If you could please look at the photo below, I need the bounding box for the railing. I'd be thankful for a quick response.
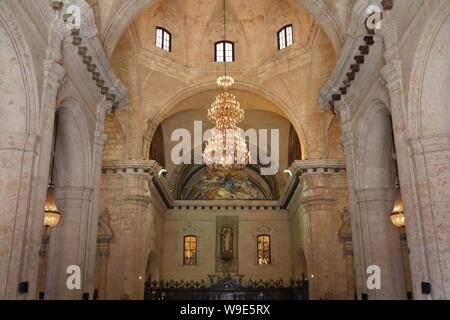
[144,278,309,300]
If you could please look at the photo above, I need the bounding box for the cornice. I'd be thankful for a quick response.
[102,160,161,175]
[289,159,347,176]
[50,0,128,110]
[318,0,394,112]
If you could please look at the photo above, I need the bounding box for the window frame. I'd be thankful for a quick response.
[214,40,235,62]
[156,26,172,52]
[183,235,198,266]
[277,24,294,50]
[257,234,272,265]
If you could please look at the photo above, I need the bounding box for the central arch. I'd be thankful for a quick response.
[142,82,308,161]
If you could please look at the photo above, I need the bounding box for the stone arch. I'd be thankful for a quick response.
[355,100,396,190]
[408,2,450,138]
[0,2,39,135]
[54,98,92,188]
[0,2,40,299]
[45,98,93,299]
[103,0,344,60]
[142,82,307,160]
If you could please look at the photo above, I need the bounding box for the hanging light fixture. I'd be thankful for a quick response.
[390,171,405,228]
[203,0,249,167]
[390,187,405,228]
[44,116,61,228]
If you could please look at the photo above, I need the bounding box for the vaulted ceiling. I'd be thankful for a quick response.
[102,0,342,163]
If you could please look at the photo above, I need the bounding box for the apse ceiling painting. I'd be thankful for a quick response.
[196,167,264,200]
[173,165,278,201]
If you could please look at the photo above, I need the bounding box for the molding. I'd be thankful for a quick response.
[289,159,347,176]
[0,133,40,153]
[55,185,94,201]
[408,134,450,156]
[318,0,394,112]
[355,187,395,203]
[47,0,128,108]
[102,160,161,176]
[300,195,335,207]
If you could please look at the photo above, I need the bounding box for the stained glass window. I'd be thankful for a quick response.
[183,235,197,265]
[257,235,271,265]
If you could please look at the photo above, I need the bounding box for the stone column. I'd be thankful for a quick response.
[400,231,413,298]
[340,220,356,300]
[336,100,367,299]
[356,187,406,299]
[36,230,50,299]
[45,186,93,299]
[381,47,449,299]
[0,133,40,299]
[82,100,111,299]
[0,29,65,299]
[408,136,450,299]
[95,238,111,300]
[291,160,350,300]
[101,161,160,300]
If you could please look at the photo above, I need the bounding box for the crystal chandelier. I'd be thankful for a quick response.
[202,1,249,167]
[390,188,405,228]
[44,184,61,227]
[44,116,61,228]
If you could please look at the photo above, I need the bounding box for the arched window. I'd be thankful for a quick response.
[257,235,271,265]
[183,235,197,265]
[156,27,171,52]
[215,41,234,62]
[278,25,293,50]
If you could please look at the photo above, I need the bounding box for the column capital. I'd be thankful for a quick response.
[97,99,114,115]
[94,130,108,148]
[43,58,66,91]
[381,58,403,92]
[94,100,113,148]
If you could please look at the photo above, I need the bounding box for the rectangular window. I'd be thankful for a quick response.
[215,41,234,62]
[279,29,286,50]
[156,27,171,52]
[278,25,294,50]
[286,26,293,46]
[257,235,271,265]
[183,235,197,265]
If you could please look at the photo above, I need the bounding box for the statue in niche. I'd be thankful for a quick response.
[221,226,233,260]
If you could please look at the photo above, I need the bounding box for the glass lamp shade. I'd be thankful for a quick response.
[390,189,405,228]
[44,185,61,227]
